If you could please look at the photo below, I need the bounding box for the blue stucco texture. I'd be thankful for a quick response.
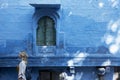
[0,0,120,79]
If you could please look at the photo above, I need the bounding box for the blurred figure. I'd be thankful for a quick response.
[18,51,28,80]
[59,72,67,80]
[59,72,74,80]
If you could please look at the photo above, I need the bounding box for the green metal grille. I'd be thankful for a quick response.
[36,16,56,46]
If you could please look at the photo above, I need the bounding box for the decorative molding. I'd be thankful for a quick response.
[0,56,120,67]
[66,46,110,54]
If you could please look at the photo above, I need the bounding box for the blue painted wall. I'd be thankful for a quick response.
[0,67,114,80]
[0,0,120,80]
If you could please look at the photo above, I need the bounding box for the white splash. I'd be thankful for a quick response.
[98,2,104,8]
[103,19,120,54]
[107,20,120,32]
[102,59,111,66]
[105,35,114,45]
[68,11,72,16]
[68,60,74,67]
[111,22,118,32]
[67,52,88,67]
[109,44,119,54]
[73,52,88,63]
[42,46,47,48]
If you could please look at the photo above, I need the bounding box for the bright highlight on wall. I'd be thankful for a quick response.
[103,19,120,54]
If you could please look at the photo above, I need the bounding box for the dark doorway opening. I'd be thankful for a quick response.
[38,70,60,80]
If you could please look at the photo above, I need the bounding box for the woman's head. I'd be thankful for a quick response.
[19,51,28,61]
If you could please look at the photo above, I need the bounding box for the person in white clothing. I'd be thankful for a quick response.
[59,72,74,80]
[18,51,28,80]
[59,72,67,80]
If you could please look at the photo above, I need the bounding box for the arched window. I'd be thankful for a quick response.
[36,16,56,46]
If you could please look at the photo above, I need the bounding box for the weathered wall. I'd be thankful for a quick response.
[61,0,120,54]
[0,0,34,56]
[0,67,114,80]
[0,0,120,56]
[0,0,120,80]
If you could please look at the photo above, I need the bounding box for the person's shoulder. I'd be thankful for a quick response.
[19,61,26,65]
[22,60,26,64]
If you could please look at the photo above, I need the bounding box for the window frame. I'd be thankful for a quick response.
[36,16,56,46]
[32,9,59,55]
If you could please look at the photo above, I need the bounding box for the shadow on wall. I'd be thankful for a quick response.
[96,45,110,54]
